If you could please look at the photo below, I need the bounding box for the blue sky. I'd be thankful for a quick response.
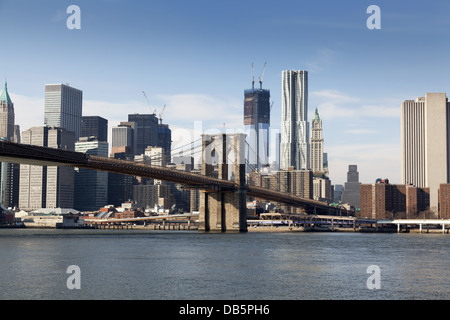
[1,0,450,185]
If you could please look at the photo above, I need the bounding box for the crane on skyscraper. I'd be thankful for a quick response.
[142,91,156,114]
[252,63,255,90]
[259,62,266,89]
[159,105,166,124]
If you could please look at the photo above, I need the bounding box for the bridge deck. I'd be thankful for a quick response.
[0,141,350,213]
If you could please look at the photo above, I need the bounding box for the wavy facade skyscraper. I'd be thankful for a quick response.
[280,70,309,171]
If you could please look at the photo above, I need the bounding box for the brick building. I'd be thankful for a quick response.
[360,180,429,219]
[439,184,450,219]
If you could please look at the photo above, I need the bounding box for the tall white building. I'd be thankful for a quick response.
[280,70,309,171]
[310,107,324,173]
[19,127,75,210]
[44,84,83,140]
[401,93,450,214]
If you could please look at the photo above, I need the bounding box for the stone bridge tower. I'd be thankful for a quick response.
[199,133,247,232]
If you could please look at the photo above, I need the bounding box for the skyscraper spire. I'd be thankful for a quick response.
[313,107,320,122]
[0,80,13,105]
[310,106,323,173]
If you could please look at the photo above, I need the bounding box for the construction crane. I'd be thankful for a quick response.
[159,105,166,124]
[259,62,266,89]
[252,62,255,90]
[142,91,156,114]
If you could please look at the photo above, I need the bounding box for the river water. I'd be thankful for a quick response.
[1,228,449,300]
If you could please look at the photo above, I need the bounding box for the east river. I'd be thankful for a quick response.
[1,228,449,300]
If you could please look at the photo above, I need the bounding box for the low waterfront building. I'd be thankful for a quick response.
[0,205,14,225]
[20,208,85,228]
[114,210,145,220]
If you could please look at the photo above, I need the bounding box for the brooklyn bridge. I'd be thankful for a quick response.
[0,133,353,232]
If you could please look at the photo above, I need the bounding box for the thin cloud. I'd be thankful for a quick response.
[306,48,336,73]
[311,89,399,120]
[311,89,360,104]
[360,105,399,118]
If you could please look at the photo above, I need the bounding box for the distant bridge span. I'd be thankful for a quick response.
[0,140,351,217]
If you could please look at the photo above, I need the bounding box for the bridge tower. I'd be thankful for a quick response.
[199,133,247,232]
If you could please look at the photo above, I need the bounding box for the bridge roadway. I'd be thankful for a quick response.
[0,141,348,214]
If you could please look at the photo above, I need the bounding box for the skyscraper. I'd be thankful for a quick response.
[109,124,136,207]
[0,81,19,208]
[310,107,324,173]
[401,93,450,214]
[81,116,108,142]
[158,123,172,163]
[280,70,309,171]
[112,123,135,155]
[107,151,135,207]
[44,84,83,140]
[244,75,271,170]
[0,81,15,140]
[19,127,75,210]
[341,165,361,209]
[74,137,108,211]
[128,113,159,155]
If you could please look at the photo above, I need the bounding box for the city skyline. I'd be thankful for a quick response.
[2,0,450,185]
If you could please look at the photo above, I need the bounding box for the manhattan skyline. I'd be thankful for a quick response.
[1,0,450,185]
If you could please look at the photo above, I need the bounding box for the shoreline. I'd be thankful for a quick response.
[3,223,450,234]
